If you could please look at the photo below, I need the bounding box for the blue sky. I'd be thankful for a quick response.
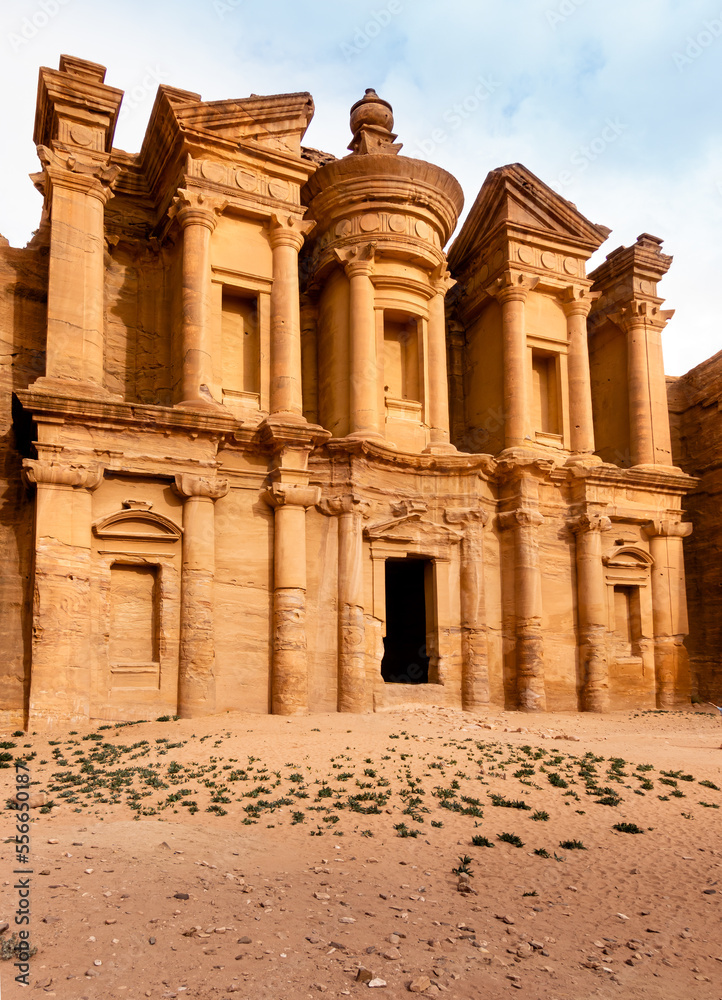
[1,0,720,374]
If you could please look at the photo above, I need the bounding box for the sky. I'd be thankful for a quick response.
[1,0,720,375]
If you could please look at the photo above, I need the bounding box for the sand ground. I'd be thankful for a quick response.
[1,705,721,1000]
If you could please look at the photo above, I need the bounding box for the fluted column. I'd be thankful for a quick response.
[424,266,456,454]
[336,244,382,440]
[562,288,597,455]
[445,508,490,709]
[23,459,104,724]
[320,494,370,712]
[173,474,229,717]
[617,303,674,466]
[643,519,693,707]
[34,147,119,397]
[571,513,611,711]
[488,272,538,450]
[169,190,228,409]
[268,214,314,420]
[498,507,546,711]
[263,484,320,714]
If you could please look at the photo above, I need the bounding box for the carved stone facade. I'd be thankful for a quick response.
[0,59,699,725]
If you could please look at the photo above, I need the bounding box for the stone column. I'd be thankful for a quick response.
[170,189,228,409]
[264,484,320,715]
[34,147,120,397]
[445,508,490,710]
[336,244,382,440]
[562,289,597,455]
[321,494,370,712]
[488,273,537,450]
[173,474,229,718]
[571,513,611,712]
[424,266,456,453]
[268,214,315,420]
[300,295,319,425]
[498,507,546,711]
[618,304,674,466]
[23,459,103,725]
[643,519,693,707]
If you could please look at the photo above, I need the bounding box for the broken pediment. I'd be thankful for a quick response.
[448,163,611,271]
[173,92,314,156]
[93,501,182,542]
[364,513,462,547]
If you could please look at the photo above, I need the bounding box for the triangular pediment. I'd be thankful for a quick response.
[364,514,462,546]
[448,163,611,271]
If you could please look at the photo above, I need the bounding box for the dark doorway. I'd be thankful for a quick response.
[381,559,430,684]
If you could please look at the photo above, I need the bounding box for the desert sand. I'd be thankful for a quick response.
[2,706,721,1000]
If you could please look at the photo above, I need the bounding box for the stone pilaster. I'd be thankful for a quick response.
[300,295,319,425]
[268,214,315,421]
[498,505,546,711]
[445,508,490,710]
[487,272,539,451]
[173,473,229,717]
[335,243,382,440]
[170,189,228,409]
[643,518,693,707]
[562,287,598,456]
[263,483,320,715]
[614,303,674,467]
[424,265,456,454]
[319,494,370,713]
[570,512,612,712]
[23,459,104,725]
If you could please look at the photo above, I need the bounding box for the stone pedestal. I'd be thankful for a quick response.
[571,512,611,711]
[264,484,320,714]
[170,189,228,409]
[445,508,490,709]
[643,518,693,707]
[173,474,229,717]
[498,506,546,711]
[23,459,103,725]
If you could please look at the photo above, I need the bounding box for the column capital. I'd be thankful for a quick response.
[560,285,600,319]
[569,513,612,535]
[486,270,539,304]
[173,473,229,501]
[22,458,104,490]
[445,507,490,528]
[334,242,376,279]
[317,493,371,517]
[269,213,315,251]
[611,300,675,333]
[430,263,456,295]
[643,518,693,539]
[36,144,120,205]
[170,188,228,231]
[263,484,321,509]
[497,507,545,531]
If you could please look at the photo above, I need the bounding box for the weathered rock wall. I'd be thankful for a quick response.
[0,233,48,726]
[669,357,722,703]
